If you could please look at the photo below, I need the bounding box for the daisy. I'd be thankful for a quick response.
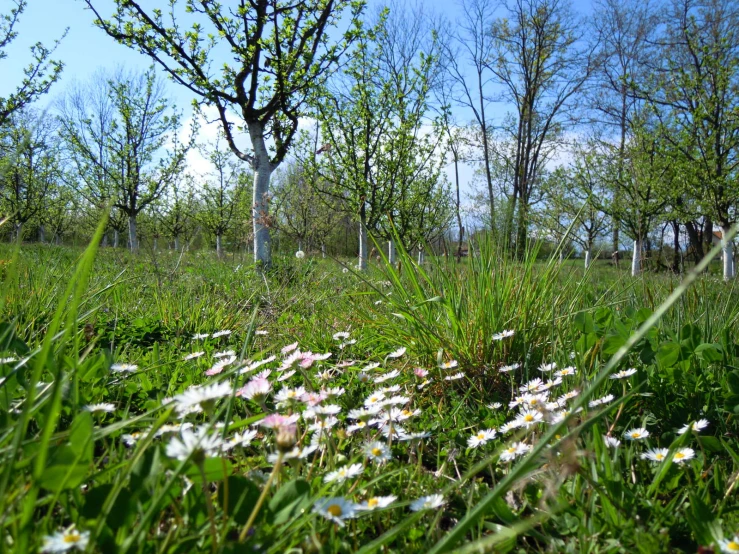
[554,366,576,377]
[257,413,300,429]
[358,495,396,511]
[468,428,497,448]
[173,382,232,415]
[610,368,638,380]
[589,394,615,408]
[410,494,445,512]
[487,402,503,410]
[339,340,357,349]
[212,330,232,338]
[375,370,400,383]
[492,329,515,341]
[444,372,464,381]
[499,363,520,373]
[83,403,115,413]
[121,432,144,446]
[414,368,429,378]
[223,430,258,450]
[364,392,386,408]
[537,377,563,392]
[165,427,224,461]
[110,362,138,372]
[324,386,346,398]
[604,436,621,448]
[255,330,268,336]
[206,355,237,376]
[281,341,299,355]
[624,427,650,440]
[440,360,458,369]
[364,441,392,463]
[42,526,90,553]
[277,370,296,381]
[364,362,381,371]
[333,331,350,340]
[672,448,695,464]
[274,386,307,407]
[514,410,544,429]
[678,419,709,435]
[641,448,669,462]
[183,351,205,361]
[387,347,406,358]
[192,333,210,340]
[538,362,557,373]
[238,377,272,401]
[324,463,364,484]
[313,497,358,526]
[719,536,739,553]
[519,378,543,393]
[214,350,236,358]
[500,442,530,462]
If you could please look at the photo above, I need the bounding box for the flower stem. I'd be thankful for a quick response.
[239,453,283,542]
[198,462,219,554]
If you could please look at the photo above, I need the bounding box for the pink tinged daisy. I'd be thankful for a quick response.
[257,413,300,429]
[440,360,458,369]
[610,368,638,380]
[364,441,392,463]
[212,329,232,338]
[538,362,557,373]
[375,369,400,383]
[641,448,669,462]
[313,497,358,526]
[338,360,356,368]
[277,370,296,381]
[514,410,544,429]
[42,526,90,553]
[387,347,406,358]
[300,391,328,406]
[414,367,429,378]
[165,427,225,461]
[237,377,272,401]
[183,351,205,361]
[444,372,464,381]
[110,362,138,373]
[672,448,695,464]
[499,363,520,373]
[719,536,739,553]
[206,355,237,376]
[324,463,364,484]
[281,341,299,355]
[624,427,650,440]
[468,428,497,448]
[678,419,709,435]
[358,495,396,511]
[604,436,621,448]
[409,494,445,512]
[83,403,115,413]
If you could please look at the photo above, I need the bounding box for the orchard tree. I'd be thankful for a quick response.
[156,172,197,251]
[0,1,65,128]
[84,0,365,269]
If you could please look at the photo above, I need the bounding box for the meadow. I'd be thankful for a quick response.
[1,234,739,554]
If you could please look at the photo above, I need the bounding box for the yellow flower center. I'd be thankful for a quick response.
[63,532,81,544]
[524,414,534,422]
[367,498,379,508]
[327,504,343,517]
[655,454,665,460]
[726,541,739,551]
[674,452,685,459]
[402,410,412,416]
[631,432,640,438]
[357,421,366,428]
[372,447,382,456]
[530,399,538,405]
[477,433,485,440]
[506,447,516,454]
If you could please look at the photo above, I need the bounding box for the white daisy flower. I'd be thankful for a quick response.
[538,362,557,372]
[487,402,503,410]
[313,497,358,526]
[492,329,515,341]
[499,363,520,373]
[719,536,739,553]
[387,347,406,358]
[357,495,396,511]
[440,360,458,369]
[83,403,115,413]
[277,370,296,381]
[364,441,392,463]
[672,448,695,464]
[172,381,232,415]
[274,386,306,407]
[333,331,350,340]
[610,368,638,380]
[468,429,497,448]
[604,436,621,448]
[624,427,650,440]
[42,526,90,552]
[641,448,669,462]
[165,427,224,461]
[183,351,205,361]
[374,370,400,383]
[514,410,543,429]
[554,366,576,377]
[212,330,232,338]
[192,333,210,340]
[281,341,299,355]
[223,430,258,450]
[588,394,615,408]
[121,432,144,446]
[110,362,138,372]
[519,378,543,393]
[678,419,709,435]
[237,378,272,401]
[214,350,236,358]
[500,442,530,462]
[444,372,464,381]
[324,463,364,484]
[409,494,445,512]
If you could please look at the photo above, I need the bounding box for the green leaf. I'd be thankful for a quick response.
[218,476,260,524]
[69,411,94,461]
[574,312,595,334]
[36,445,89,492]
[184,457,232,482]
[694,343,723,363]
[656,342,681,368]
[267,478,310,525]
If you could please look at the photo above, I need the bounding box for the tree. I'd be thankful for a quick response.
[197,137,248,258]
[310,4,448,270]
[156,172,197,251]
[0,1,65,128]
[59,67,192,251]
[0,110,62,240]
[84,0,365,269]
[489,0,594,253]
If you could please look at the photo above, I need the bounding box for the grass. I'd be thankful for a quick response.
[0,238,738,553]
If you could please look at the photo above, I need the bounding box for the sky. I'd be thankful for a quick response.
[1,0,596,215]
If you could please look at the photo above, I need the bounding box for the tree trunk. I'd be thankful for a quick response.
[174,235,180,251]
[685,221,703,265]
[358,209,368,272]
[153,238,158,251]
[38,225,46,243]
[113,229,120,248]
[321,243,326,259]
[584,249,591,270]
[631,238,642,277]
[671,221,681,274]
[249,123,274,270]
[216,234,223,259]
[721,224,734,281]
[14,222,22,242]
[388,240,396,265]
[417,247,424,265]
[128,215,138,252]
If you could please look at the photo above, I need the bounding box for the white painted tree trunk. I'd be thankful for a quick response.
[249,123,273,269]
[55,234,61,245]
[631,239,642,276]
[417,248,424,264]
[14,222,22,242]
[153,238,158,251]
[101,233,108,247]
[559,250,564,264]
[321,243,326,258]
[128,215,138,252]
[174,236,180,251]
[358,217,368,272]
[721,225,734,281]
[38,225,46,243]
[388,240,396,265]
[216,234,223,259]
[113,229,120,248]
[584,249,591,270]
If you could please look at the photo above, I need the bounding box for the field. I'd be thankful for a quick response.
[2,237,739,554]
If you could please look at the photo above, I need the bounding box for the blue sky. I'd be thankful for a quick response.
[2,0,595,214]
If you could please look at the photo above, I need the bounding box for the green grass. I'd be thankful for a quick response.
[0,240,738,553]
